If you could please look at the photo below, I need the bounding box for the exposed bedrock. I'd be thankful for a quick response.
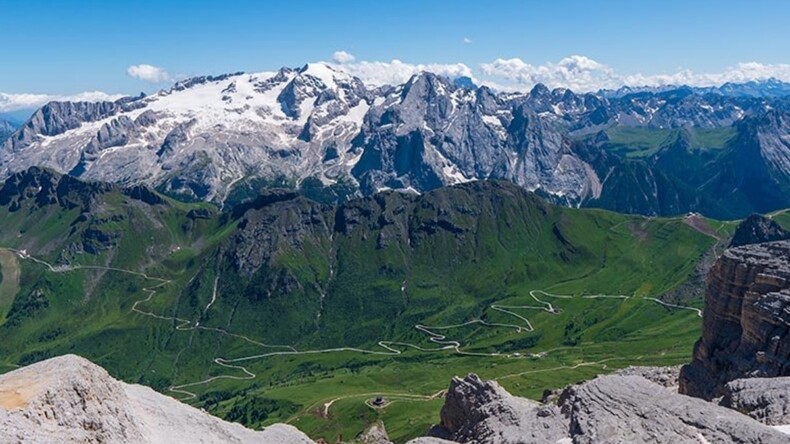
[679,240,790,400]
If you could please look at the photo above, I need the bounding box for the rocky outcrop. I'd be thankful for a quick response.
[729,214,790,247]
[356,422,394,444]
[0,354,315,444]
[611,364,681,388]
[721,377,790,425]
[679,240,790,399]
[417,373,788,444]
[435,374,567,443]
[565,375,786,444]
[0,167,114,211]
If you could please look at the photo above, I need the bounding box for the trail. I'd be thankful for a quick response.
[10,248,704,400]
[683,213,727,254]
[316,389,447,418]
[644,297,703,317]
[495,356,636,380]
[767,208,789,220]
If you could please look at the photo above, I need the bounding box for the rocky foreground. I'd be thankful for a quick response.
[0,354,314,444]
[400,370,790,444]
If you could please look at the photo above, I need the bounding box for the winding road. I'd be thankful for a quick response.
[8,248,703,403]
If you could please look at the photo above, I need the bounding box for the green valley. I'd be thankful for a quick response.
[0,167,763,442]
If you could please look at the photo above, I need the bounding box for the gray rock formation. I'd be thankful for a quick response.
[611,364,681,388]
[415,373,789,444]
[0,354,315,444]
[565,375,787,444]
[435,374,567,443]
[356,422,394,444]
[680,240,790,399]
[721,377,790,425]
[729,214,790,248]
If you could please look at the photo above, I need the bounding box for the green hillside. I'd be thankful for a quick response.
[0,169,730,442]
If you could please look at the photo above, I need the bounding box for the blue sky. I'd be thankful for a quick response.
[1,0,789,101]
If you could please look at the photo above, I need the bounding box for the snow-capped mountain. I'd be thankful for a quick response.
[3,64,379,202]
[1,63,605,205]
[3,63,790,217]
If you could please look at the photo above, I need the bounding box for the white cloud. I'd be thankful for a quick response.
[0,91,125,113]
[480,56,790,92]
[329,54,790,92]
[332,51,356,64]
[622,62,790,88]
[127,64,170,83]
[463,37,472,44]
[481,55,619,91]
[330,59,475,86]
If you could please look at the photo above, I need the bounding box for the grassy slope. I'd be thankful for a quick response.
[195,197,716,442]
[0,181,722,443]
[602,126,736,158]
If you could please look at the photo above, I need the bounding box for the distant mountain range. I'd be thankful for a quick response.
[2,66,790,218]
[600,77,790,98]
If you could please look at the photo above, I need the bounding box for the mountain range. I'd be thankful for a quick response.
[3,65,790,219]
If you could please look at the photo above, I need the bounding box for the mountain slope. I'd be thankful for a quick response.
[579,112,790,219]
[0,119,15,144]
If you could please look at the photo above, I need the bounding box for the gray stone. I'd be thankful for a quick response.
[0,354,315,444]
[722,377,790,425]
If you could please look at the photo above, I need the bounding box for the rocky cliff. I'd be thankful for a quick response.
[0,354,315,444]
[679,240,790,399]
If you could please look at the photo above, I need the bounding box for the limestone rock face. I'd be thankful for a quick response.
[679,240,790,399]
[436,374,567,444]
[565,375,786,444]
[416,373,788,444]
[721,377,790,425]
[611,365,681,388]
[0,354,315,444]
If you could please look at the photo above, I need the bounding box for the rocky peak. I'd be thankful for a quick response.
[0,167,114,211]
[730,214,790,247]
[528,83,551,99]
[5,101,120,153]
[169,72,244,92]
[679,240,790,399]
